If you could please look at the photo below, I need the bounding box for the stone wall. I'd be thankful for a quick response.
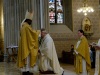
[50,0,100,57]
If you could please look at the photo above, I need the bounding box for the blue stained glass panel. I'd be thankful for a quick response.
[49,0,63,24]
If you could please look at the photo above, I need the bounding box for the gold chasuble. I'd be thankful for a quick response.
[74,36,91,74]
[17,22,39,68]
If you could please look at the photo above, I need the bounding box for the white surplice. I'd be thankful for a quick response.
[20,55,34,72]
[94,39,100,75]
[38,34,63,75]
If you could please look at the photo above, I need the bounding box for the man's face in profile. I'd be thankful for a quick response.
[41,31,45,38]
[78,31,83,37]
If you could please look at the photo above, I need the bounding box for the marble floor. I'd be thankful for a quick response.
[0,62,95,75]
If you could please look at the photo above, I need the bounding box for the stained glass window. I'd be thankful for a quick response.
[49,0,63,24]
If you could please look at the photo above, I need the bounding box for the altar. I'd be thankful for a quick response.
[6,45,18,62]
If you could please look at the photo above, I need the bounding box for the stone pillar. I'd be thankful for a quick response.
[32,0,41,29]
[31,0,50,31]
[43,0,50,32]
[39,0,50,32]
[0,0,4,54]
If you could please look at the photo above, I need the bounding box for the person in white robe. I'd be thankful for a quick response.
[38,28,64,75]
[92,39,100,75]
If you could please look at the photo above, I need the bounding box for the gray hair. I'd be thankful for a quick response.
[41,28,48,33]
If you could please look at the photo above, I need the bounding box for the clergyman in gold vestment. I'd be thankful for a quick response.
[74,30,91,75]
[17,11,39,75]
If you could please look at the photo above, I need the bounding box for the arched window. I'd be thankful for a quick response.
[49,0,64,24]
[49,0,73,30]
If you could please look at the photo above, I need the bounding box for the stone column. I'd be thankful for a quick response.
[32,0,41,29]
[0,0,4,54]
[43,0,50,32]
[39,0,50,32]
[31,0,50,31]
